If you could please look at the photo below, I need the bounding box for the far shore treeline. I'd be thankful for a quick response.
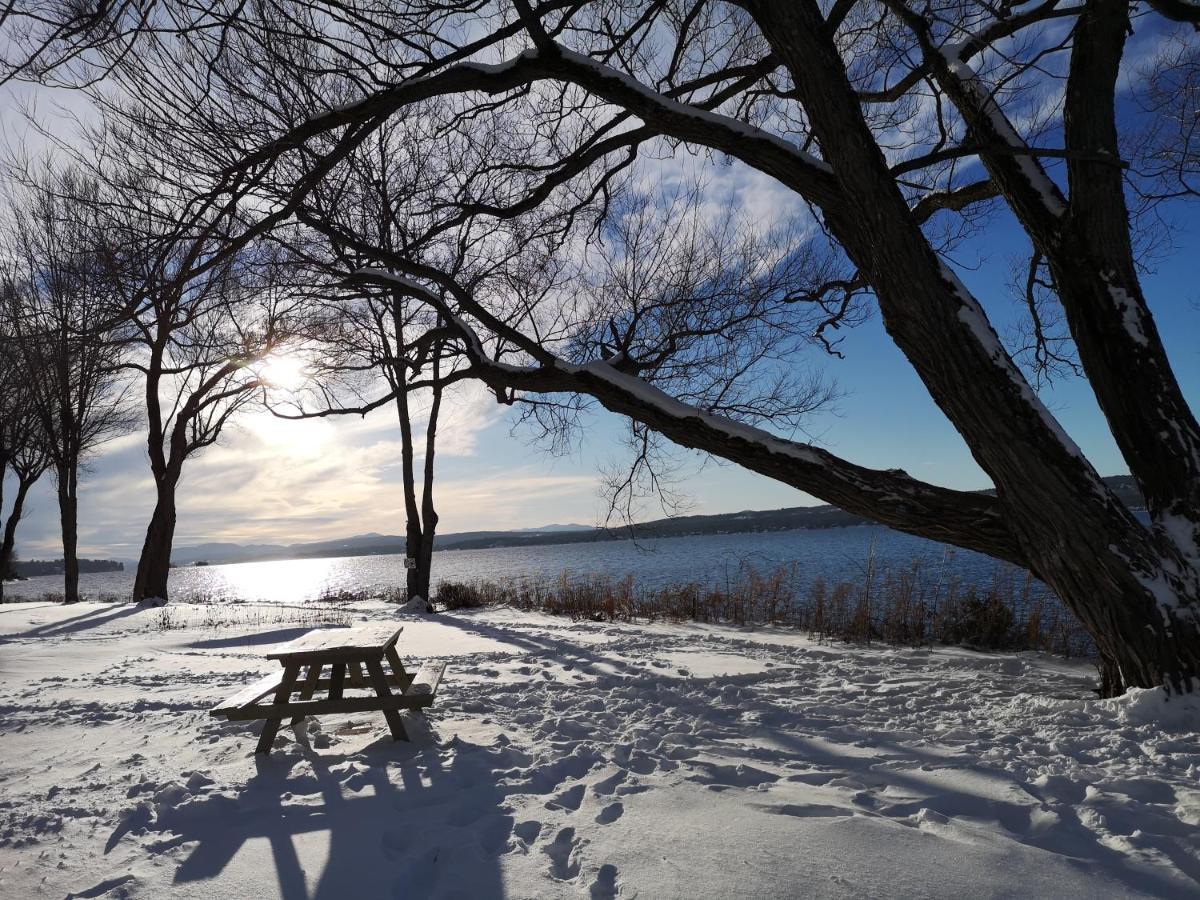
[9,559,124,577]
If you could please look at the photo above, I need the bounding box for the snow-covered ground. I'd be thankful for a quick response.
[0,601,1197,899]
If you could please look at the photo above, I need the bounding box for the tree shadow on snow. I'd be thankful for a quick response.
[748,724,1199,896]
[438,612,640,679]
[431,614,1197,895]
[184,627,317,650]
[1,603,143,640]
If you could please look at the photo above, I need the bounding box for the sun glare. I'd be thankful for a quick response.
[259,354,309,391]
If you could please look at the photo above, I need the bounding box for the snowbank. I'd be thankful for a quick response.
[0,601,1196,898]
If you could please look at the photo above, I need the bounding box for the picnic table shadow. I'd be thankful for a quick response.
[163,723,514,900]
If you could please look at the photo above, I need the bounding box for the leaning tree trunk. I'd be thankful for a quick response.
[1,475,36,582]
[133,470,179,604]
[57,466,80,604]
[733,0,1200,694]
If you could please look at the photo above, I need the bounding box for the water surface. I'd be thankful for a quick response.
[2,525,1023,603]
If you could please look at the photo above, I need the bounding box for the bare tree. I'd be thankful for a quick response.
[0,378,52,597]
[297,294,454,605]
[0,170,132,603]
[269,129,473,605]
[0,338,17,599]
[96,176,300,604]
[4,0,1199,692]
[0,337,44,601]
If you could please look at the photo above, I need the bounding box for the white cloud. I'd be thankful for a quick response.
[3,382,517,558]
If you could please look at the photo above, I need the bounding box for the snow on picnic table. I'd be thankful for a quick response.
[0,601,1197,899]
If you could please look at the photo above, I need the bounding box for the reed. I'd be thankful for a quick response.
[435,556,1093,658]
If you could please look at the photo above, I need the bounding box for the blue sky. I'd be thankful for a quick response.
[2,24,1198,561]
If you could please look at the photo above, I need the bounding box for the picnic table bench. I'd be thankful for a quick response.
[210,622,446,754]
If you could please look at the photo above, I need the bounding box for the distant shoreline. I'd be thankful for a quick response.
[11,559,124,577]
[155,475,1142,568]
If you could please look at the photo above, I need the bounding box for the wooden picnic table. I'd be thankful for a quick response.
[209,622,446,754]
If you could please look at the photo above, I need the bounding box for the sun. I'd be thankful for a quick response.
[258,353,309,391]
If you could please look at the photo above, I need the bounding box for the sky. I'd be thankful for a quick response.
[1,22,1198,562]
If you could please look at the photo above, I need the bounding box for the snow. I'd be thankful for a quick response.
[1157,511,1200,567]
[574,360,828,466]
[396,596,433,614]
[554,48,834,176]
[1103,271,1151,347]
[937,46,1067,218]
[942,263,1088,462]
[1,601,1197,898]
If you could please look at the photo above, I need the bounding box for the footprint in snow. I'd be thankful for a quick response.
[543,827,582,880]
[764,803,853,819]
[595,802,623,825]
[592,771,626,796]
[589,863,620,899]
[545,783,585,812]
[513,820,543,846]
[64,873,136,898]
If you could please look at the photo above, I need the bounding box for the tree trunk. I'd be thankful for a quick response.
[410,530,435,605]
[57,465,80,604]
[133,472,179,604]
[411,372,443,605]
[388,314,433,606]
[1,476,36,582]
[0,460,6,605]
[395,388,426,602]
[1000,479,1199,695]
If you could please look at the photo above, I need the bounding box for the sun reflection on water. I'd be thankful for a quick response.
[180,557,353,603]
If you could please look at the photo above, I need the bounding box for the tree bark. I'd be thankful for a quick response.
[909,0,1200,584]
[57,465,80,604]
[133,471,179,604]
[713,0,1198,695]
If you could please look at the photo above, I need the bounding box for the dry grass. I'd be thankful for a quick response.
[151,600,354,631]
[435,558,1093,658]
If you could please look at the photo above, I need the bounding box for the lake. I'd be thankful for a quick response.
[1,524,1030,604]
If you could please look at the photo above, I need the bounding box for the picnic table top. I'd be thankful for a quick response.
[265,622,404,662]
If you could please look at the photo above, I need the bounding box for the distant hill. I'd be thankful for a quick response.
[169,529,590,565]
[170,475,1142,565]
